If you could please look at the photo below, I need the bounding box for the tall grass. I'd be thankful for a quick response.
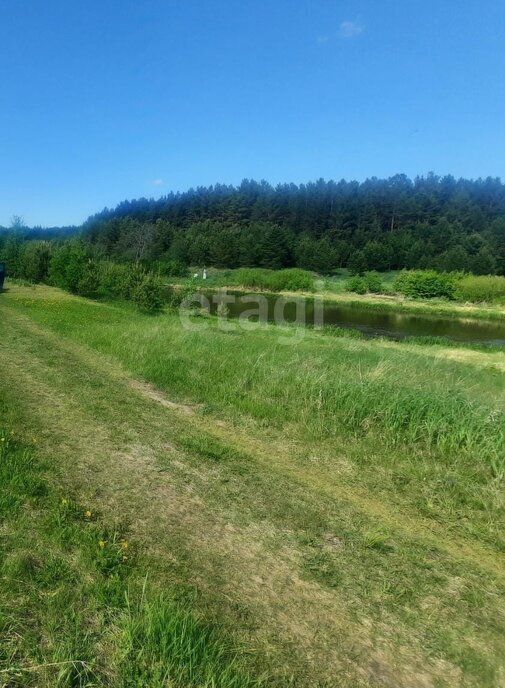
[118,589,261,687]
[6,291,504,468]
[231,268,314,292]
[456,275,505,303]
[114,318,503,466]
[6,289,504,539]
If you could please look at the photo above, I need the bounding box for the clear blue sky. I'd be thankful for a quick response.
[1,0,504,227]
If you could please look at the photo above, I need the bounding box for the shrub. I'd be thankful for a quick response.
[363,271,383,293]
[345,276,367,294]
[165,279,199,309]
[233,268,314,292]
[348,250,367,275]
[19,241,52,283]
[98,262,145,300]
[269,268,314,292]
[233,268,272,289]
[132,273,164,313]
[75,262,99,297]
[393,270,461,300]
[153,259,188,278]
[345,272,383,295]
[0,235,23,276]
[49,241,99,296]
[455,275,505,303]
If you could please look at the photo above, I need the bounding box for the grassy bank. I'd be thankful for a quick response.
[168,268,505,322]
[0,282,504,686]
[226,285,505,321]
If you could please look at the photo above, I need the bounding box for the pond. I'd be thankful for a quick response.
[199,290,505,345]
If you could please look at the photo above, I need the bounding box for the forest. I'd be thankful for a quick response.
[82,174,505,275]
[2,174,505,277]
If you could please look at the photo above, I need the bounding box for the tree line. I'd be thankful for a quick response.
[2,173,505,276]
[0,235,167,312]
[82,174,505,275]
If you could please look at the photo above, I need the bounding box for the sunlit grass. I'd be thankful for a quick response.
[1,284,504,686]
[3,284,504,549]
[0,426,264,687]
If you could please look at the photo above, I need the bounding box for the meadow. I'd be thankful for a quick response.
[0,282,504,686]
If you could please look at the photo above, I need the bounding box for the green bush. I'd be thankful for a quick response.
[270,268,314,291]
[348,250,367,275]
[165,279,199,309]
[152,259,188,278]
[393,270,461,300]
[363,271,383,293]
[345,276,367,294]
[233,268,271,289]
[132,273,164,313]
[345,272,384,295]
[98,261,145,300]
[19,241,52,283]
[0,235,23,276]
[49,251,166,312]
[455,275,505,303]
[233,268,314,292]
[75,262,99,297]
[49,241,99,296]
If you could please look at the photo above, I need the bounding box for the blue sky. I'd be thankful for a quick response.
[1,0,504,227]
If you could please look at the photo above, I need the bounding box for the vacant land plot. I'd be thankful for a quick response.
[0,283,504,686]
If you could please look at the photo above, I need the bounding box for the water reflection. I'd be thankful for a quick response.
[202,290,505,345]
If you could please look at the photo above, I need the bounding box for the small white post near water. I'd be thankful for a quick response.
[203,268,207,280]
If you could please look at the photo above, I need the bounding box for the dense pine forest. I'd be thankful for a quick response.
[2,174,505,275]
[82,174,505,275]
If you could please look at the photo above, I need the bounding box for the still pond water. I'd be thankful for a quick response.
[202,290,505,346]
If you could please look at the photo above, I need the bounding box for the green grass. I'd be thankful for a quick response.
[118,590,262,687]
[324,268,399,292]
[314,290,505,320]
[3,284,505,546]
[0,283,504,686]
[0,424,265,686]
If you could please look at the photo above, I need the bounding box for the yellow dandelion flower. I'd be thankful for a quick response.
[84,510,92,518]
[99,540,106,548]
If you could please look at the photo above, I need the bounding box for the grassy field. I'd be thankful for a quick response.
[0,282,504,686]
